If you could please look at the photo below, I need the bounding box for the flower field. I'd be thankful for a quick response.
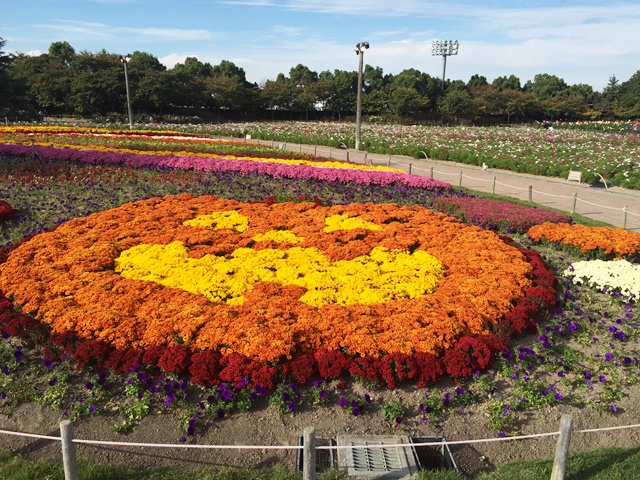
[157,121,640,189]
[1,125,640,443]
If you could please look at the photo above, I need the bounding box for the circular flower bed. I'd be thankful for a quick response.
[0,195,556,388]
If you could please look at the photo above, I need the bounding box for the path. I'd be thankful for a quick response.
[250,138,640,232]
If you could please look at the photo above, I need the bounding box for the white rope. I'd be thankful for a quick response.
[494,181,530,192]
[574,423,640,434]
[0,429,60,441]
[317,431,561,450]
[3,421,640,451]
[575,197,627,210]
[73,439,302,450]
[529,190,575,199]
[461,174,493,183]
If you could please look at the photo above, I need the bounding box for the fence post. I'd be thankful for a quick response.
[388,156,391,167]
[314,146,317,155]
[550,414,573,480]
[529,185,533,203]
[60,420,79,480]
[430,166,434,179]
[303,426,316,480]
[623,205,628,229]
[408,163,412,174]
[346,150,350,162]
[459,170,463,187]
[571,193,577,214]
[492,176,496,195]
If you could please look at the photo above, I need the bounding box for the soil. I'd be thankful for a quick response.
[2,376,640,478]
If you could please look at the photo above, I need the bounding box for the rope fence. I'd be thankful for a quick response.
[381,154,634,230]
[2,416,640,480]
[246,138,637,230]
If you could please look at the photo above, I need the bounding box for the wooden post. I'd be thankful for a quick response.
[492,176,496,195]
[571,193,577,214]
[459,170,463,187]
[623,205,628,229]
[388,157,391,167]
[346,150,350,162]
[529,185,533,203]
[60,420,79,480]
[314,146,317,155]
[430,166,434,179]
[328,149,332,159]
[303,426,316,480]
[550,414,573,480]
[408,163,412,174]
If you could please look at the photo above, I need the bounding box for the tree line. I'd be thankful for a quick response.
[1,39,639,124]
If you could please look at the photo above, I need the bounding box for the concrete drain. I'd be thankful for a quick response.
[336,435,418,479]
[297,434,459,478]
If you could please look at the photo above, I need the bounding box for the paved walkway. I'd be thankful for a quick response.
[246,138,640,231]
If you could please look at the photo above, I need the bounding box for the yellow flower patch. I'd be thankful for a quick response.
[323,214,383,232]
[183,211,249,232]
[115,240,444,308]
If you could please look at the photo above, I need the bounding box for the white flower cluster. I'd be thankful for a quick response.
[564,259,640,301]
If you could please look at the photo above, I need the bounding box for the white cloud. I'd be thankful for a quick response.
[34,20,212,42]
[271,25,302,35]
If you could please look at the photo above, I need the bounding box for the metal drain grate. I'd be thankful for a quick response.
[337,435,417,478]
[351,440,403,472]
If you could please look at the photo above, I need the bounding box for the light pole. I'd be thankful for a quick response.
[354,41,369,151]
[431,40,459,91]
[119,54,133,129]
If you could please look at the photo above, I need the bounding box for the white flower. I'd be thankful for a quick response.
[564,259,640,300]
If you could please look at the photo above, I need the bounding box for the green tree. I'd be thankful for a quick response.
[467,74,488,89]
[318,69,357,119]
[259,76,296,118]
[212,60,247,83]
[9,49,71,114]
[48,41,76,65]
[524,73,568,100]
[169,57,214,108]
[69,50,122,116]
[492,74,521,91]
[387,86,425,115]
[617,70,640,117]
[0,38,17,116]
[288,64,319,118]
[437,88,477,122]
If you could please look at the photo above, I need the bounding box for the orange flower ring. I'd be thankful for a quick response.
[0,194,534,363]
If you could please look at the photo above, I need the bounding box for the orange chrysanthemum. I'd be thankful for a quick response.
[0,195,533,362]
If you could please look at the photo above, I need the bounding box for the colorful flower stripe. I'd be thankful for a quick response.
[0,131,350,166]
[527,222,640,257]
[0,126,193,137]
[0,196,532,362]
[0,143,450,191]
[23,140,403,172]
[433,197,573,233]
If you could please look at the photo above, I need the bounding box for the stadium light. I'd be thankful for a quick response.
[119,54,133,129]
[431,40,459,91]
[354,42,369,151]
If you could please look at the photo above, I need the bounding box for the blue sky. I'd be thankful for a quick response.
[2,0,639,91]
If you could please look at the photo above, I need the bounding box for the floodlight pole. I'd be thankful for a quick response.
[120,54,133,129]
[354,41,369,151]
[431,40,459,91]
